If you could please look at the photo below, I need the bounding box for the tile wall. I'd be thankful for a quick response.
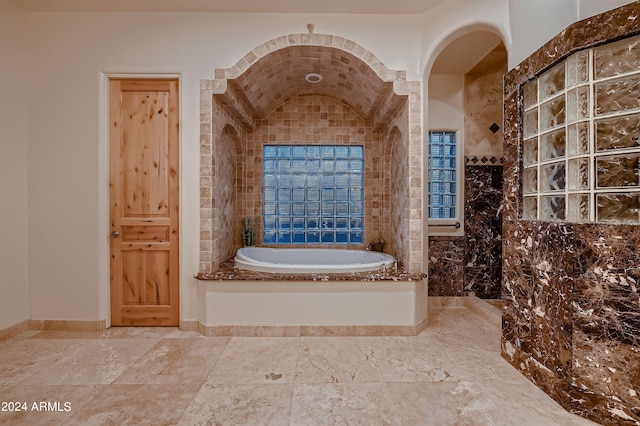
[200,35,424,273]
[241,94,386,249]
[427,44,506,299]
[502,3,640,424]
[199,92,246,272]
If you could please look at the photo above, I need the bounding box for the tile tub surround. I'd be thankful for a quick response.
[200,33,423,273]
[195,259,428,337]
[0,306,598,426]
[502,2,640,425]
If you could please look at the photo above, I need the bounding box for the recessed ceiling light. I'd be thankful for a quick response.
[305,73,323,83]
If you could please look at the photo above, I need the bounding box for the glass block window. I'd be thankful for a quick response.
[522,35,640,224]
[428,131,457,219]
[263,145,364,244]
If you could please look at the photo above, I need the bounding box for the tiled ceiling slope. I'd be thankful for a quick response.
[230,46,394,120]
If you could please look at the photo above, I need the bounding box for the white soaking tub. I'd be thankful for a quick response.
[234,247,395,273]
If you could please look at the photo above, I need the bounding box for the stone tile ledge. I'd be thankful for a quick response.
[195,258,427,282]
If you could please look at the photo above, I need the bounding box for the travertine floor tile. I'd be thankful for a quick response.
[205,337,299,384]
[63,384,199,426]
[442,346,527,382]
[424,306,501,352]
[291,383,401,426]
[295,337,384,384]
[386,381,499,425]
[0,385,101,426]
[0,308,600,425]
[357,336,457,382]
[177,383,293,425]
[100,326,184,339]
[476,378,601,426]
[114,337,230,384]
[0,339,89,385]
[20,339,159,385]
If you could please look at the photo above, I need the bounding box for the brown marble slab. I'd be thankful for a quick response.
[427,237,464,296]
[502,3,640,424]
[195,257,426,282]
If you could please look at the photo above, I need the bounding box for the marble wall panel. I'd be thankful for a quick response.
[427,237,464,296]
[501,220,575,408]
[502,3,640,424]
[464,165,503,299]
[502,89,521,223]
[570,225,640,424]
[428,164,503,298]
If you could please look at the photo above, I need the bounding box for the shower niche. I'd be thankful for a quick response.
[522,34,640,224]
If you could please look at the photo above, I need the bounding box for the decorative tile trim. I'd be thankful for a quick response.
[464,155,503,165]
[215,33,405,83]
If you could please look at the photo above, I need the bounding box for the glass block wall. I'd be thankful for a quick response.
[522,35,640,224]
[262,144,364,244]
[428,131,457,219]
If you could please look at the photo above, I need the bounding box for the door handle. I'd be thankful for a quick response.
[111,231,120,238]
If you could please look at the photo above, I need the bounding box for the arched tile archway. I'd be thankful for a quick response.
[199,33,424,272]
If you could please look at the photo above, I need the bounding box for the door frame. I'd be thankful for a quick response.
[99,72,182,328]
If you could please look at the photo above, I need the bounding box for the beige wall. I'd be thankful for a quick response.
[428,74,465,132]
[0,0,30,329]
[0,0,632,327]
[578,0,635,19]
[464,48,508,159]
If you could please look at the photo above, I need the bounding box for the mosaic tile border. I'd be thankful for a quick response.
[464,155,503,166]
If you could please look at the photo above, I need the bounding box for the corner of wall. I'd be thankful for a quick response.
[0,0,30,330]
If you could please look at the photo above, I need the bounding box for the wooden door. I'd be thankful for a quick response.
[109,79,179,326]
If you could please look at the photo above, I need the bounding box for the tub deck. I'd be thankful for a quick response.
[193,259,428,336]
[196,258,426,282]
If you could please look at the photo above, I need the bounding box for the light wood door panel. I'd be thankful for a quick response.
[109,79,179,326]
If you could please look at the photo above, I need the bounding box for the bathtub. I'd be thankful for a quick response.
[234,247,395,273]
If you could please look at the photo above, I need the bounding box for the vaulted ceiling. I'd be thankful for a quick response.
[228,45,395,121]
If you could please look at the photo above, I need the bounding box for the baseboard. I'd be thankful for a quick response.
[0,319,31,341]
[40,319,107,332]
[179,320,199,331]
